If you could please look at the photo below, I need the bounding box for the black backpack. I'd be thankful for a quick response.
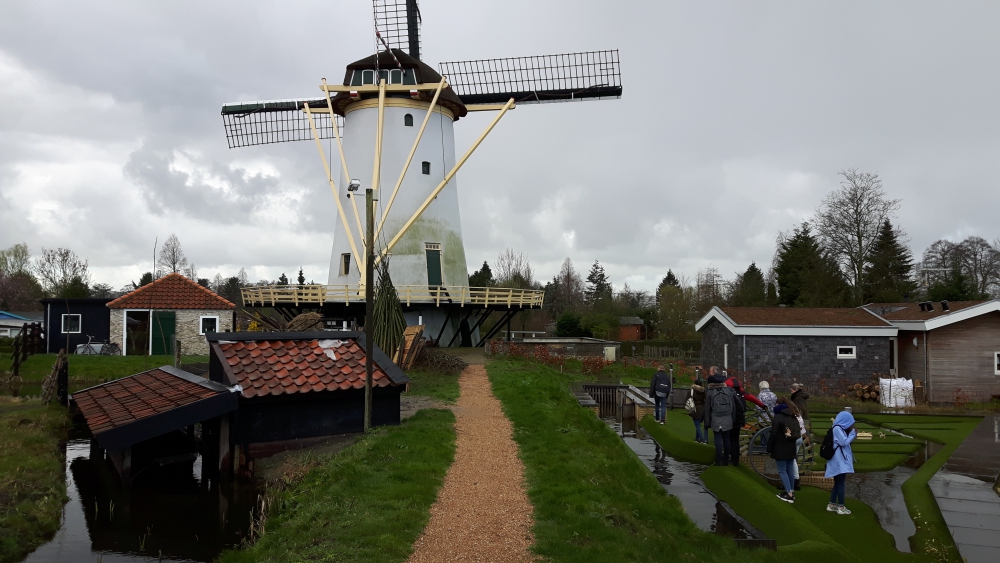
[819,427,836,460]
[711,389,734,418]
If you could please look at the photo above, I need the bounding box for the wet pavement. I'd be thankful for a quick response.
[928,415,1000,563]
[21,433,258,563]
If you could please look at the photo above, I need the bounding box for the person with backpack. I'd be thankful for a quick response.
[648,365,672,425]
[767,398,801,503]
[724,374,753,466]
[704,368,743,466]
[823,410,857,515]
[686,378,707,444]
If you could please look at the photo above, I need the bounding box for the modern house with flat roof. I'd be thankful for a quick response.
[40,298,114,354]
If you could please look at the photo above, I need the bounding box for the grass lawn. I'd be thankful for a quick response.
[217,408,456,563]
[644,405,979,563]
[0,398,70,563]
[487,358,765,563]
[9,353,208,382]
[404,366,460,404]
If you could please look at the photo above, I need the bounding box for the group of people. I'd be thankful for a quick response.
[660,367,856,514]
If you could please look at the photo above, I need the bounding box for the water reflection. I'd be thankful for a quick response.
[22,430,258,563]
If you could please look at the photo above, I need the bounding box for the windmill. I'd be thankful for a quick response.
[222,0,622,348]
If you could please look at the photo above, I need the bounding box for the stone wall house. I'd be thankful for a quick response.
[107,273,235,356]
[696,306,897,395]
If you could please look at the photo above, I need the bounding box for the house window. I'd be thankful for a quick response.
[422,161,431,175]
[340,253,351,276]
[837,346,857,359]
[62,314,81,334]
[200,316,219,335]
[995,352,1000,375]
[404,113,413,126]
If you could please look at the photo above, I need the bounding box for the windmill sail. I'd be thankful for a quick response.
[221,99,344,149]
[373,0,421,60]
[439,50,622,106]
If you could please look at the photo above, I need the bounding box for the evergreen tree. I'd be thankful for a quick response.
[928,265,976,301]
[278,272,289,285]
[585,260,613,304]
[729,262,767,306]
[135,272,153,288]
[862,219,916,302]
[297,268,306,285]
[774,223,850,307]
[59,275,90,298]
[468,261,493,287]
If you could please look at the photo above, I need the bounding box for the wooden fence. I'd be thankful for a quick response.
[7,322,44,379]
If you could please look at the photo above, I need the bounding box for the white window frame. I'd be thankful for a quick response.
[199,315,220,336]
[994,352,1000,376]
[0,328,10,337]
[837,345,857,359]
[62,314,82,334]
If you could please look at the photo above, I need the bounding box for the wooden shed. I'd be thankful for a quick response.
[41,297,114,354]
[864,301,1000,403]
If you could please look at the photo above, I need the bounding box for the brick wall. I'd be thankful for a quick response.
[108,309,232,356]
[700,318,891,395]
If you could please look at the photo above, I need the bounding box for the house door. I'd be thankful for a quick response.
[425,243,442,286]
[888,337,898,376]
[125,311,150,356]
[151,311,176,355]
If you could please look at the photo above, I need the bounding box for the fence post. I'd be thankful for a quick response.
[174,339,181,368]
[57,351,69,407]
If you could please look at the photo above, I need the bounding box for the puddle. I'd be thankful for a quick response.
[21,428,259,562]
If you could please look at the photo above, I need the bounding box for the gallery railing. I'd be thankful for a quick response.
[241,284,545,308]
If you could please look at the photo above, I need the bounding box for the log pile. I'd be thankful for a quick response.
[846,382,881,402]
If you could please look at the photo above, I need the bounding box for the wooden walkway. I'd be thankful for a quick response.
[929,415,1000,563]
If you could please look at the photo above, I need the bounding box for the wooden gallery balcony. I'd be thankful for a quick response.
[240,285,545,310]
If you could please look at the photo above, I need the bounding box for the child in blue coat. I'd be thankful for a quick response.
[824,411,857,515]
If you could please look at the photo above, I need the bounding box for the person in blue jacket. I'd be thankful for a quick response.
[825,411,857,515]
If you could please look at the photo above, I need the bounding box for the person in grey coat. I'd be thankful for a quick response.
[648,365,672,424]
[703,368,743,466]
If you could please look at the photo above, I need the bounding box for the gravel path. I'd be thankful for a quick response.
[407,365,535,563]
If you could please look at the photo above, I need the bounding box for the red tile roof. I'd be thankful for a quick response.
[218,338,395,398]
[107,273,235,310]
[73,368,221,433]
[865,301,986,321]
[719,307,893,327]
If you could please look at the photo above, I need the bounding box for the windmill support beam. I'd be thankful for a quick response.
[465,104,516,112]
[361,79,388,288]
[320,83,447,94]
[374,78,446,243]
[446,308,477,347]
[302,103,362,269]
[321,78,366,246]
[378,97,515,263]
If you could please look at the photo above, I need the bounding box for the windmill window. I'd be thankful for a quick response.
[360,69,375,85]
[404,113,413,126]
[837,346,857,359]
[340,253,351,276]
[62,314,81,334]
[422,161,431,175]
[403,69,417,84]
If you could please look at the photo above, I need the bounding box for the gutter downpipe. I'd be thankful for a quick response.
[924,332,929,402]
[743,335,747,374]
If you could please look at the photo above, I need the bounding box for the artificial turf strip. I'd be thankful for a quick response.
[11,354,208,382]
[486,359,762,563]
[0,399,70,563]
[640,413,715,465]
[403,366,460,404]
[217,408,456,563]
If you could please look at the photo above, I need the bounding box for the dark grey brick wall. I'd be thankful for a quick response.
[699,318,891,395]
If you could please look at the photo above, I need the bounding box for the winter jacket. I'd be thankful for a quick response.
[704,383,743,432]
[758,389,778,411]
[824,411,857,478]
[688,384,706,421]
[724,377,749,426]
[649,370,672,399]
[791,389,811,420]
[767,407,801,460]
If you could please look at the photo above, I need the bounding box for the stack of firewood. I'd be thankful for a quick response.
[846,382,881,402]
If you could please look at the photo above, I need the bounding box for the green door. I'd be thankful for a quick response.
[151,311,176,355]
[426,247,442,286]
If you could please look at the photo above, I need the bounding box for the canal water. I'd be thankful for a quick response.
[20,428,259,563]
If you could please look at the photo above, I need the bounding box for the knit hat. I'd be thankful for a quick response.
[758,381,770,390]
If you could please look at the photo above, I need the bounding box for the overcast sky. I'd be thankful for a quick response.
[2,1,998,292]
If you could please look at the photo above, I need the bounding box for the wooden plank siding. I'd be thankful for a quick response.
[926,312,1000,403]
[897,330,926,384]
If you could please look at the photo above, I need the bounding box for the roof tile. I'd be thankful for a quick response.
[107,273,234,310]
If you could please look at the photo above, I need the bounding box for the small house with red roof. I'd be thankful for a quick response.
[206,331,409,464]
[107,273,235,356]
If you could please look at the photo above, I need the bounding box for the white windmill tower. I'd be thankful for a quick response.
[221,0,622,347]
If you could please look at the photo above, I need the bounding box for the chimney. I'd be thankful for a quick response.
[940,300,950,312]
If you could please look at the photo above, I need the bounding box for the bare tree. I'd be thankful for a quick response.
[956,237,1000,298]
[34,247,90,296]
[184,262,198,280]
[815,169,901,304]
[157,233,189,275]
[494,248,534,289]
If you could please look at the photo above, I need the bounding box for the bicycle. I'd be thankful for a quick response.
[75,335,122,356]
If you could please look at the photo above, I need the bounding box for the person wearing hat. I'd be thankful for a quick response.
[791,383,811,433]
[758,381,777,412]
